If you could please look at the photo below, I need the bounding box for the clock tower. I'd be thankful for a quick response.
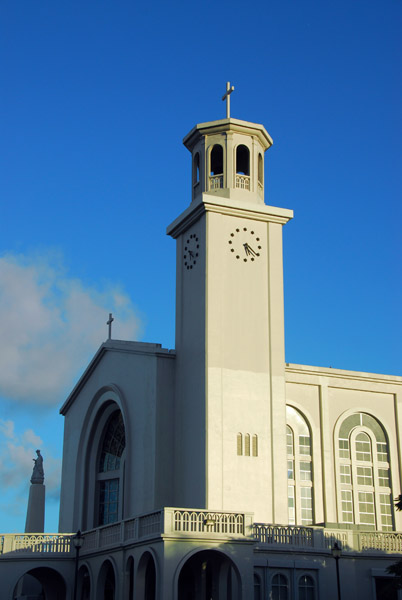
[167,89,293,523]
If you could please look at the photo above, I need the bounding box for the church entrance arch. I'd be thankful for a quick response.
[177,549,242,600]
[136,551,157,599]
[13,567,66,600]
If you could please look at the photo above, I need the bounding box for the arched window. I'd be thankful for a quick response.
[237,433,243,456]
[254,574,262,600]
[271,573,289,600]
[97,410,126,525]
[258,153,263,188]
[286,406,314,525]
[193,152,200,186]
[235,144,250,190]
[236,145,250,175]
[298,575,315,600]
[210,145,223,175]
[337,412,393,530]
[209,144,224,190]
[252,434,258,457]
[245,433,251,456]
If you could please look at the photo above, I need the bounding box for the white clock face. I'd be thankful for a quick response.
[183,233,200,270]
[228,227,262,262]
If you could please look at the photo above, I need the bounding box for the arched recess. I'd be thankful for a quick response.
[136,550,157,600]
[96,559,116,600]
[176,549,242,600]
[78,385,129,530]
[13,567,67,600]
[286,405,314,525]
[334,411,394,530]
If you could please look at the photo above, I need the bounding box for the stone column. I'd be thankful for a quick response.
[25,449,45,533]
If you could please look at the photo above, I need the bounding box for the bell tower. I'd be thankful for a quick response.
[185,85,271,207]
[167,85,293,524]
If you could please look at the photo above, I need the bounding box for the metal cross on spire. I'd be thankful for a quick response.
[107,313,114,340]
[222,81,235,119]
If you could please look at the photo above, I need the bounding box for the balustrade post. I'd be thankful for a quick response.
[2,534,14,553]
[312,527,324,549]
[95,528,100,550]
[244,512,254,537]
[163,508,174,535]
[353,530,361,552]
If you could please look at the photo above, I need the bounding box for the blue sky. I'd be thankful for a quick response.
[0,0,400,533]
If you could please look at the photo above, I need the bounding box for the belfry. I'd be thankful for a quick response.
[2,85,402,600]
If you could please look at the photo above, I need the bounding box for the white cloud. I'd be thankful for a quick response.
[22,429,43,448]
[0,419,15,439]
[0,252,142,405]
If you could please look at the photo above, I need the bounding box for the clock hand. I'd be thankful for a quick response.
[243,243,257,257]
[188,250,194,258]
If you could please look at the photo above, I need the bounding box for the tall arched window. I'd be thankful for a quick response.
[337,412,393,530]
[258,153,263,188]
[235,144,250,190]
[97,410,126,525]
[209,144,223,190]
[271,573,289,600]
[236,144,250,175]
[286,406,314,525]
[193,152,200,187]
[298,575,315,600]
[254,574,261,600]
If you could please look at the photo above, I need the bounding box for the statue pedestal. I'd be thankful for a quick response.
[25,484,45,533]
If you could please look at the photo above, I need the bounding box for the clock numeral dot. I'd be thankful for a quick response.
[244,258,247,262]
[251,258,255,262]
[236,228,240,232]
[231,249,234,253]
[251,231,254,234]
[230,233,234,237]
[236,255,240,259]
[228,241,232,244]
[256,237,260,241]
[258,246,261,249]
[243,227,247,231]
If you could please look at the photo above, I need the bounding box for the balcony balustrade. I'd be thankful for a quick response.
[235,174,250,190]
[209,175,223,189]
[2,509,402,557]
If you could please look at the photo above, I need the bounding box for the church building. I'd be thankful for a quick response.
[1,86,402,600]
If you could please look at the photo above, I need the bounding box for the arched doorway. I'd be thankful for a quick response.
[178,550,242,600]
[13,567,66,600]
[96,560,116,600]
[77,564,91,600]
[136,551,156,600]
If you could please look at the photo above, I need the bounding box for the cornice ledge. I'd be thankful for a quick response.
[167,196,293,238]
[285,363,402,386]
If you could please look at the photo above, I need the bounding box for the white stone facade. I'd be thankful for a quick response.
[1,116,402,600]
